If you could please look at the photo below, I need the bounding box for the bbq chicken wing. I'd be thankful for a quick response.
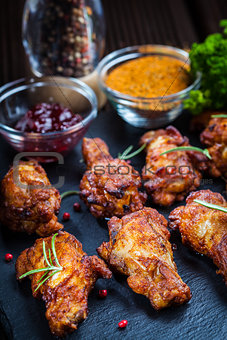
[97,208,191,310]
[200,116,227,178]
[140,126,206,206]
[0,161,63,236]
[16,231,112,337]
[169,190,227,285]
[80,137,147,218]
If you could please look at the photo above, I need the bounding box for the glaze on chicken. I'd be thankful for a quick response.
[97,208,191,310]
[169,190,227,285]
[16,231,112,337]
[200,115,227,179]
[140,126,206,206]
[80,137,147,218]
[0,161,63,236]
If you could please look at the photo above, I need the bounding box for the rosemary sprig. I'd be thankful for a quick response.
[35,270,59,292]
[118,145,133,159]
[19,233,62,292]
[118,143,146,160]
[159,146,212,160]
[61,190,80,200]
[194,199,227,213]
[211,114,227,118]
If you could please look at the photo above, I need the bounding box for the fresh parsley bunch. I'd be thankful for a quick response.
[184,20,227,115]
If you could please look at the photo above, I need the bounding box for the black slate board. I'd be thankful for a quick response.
[0,109,226,340]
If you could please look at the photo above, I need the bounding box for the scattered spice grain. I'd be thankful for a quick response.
[106,56,191,98]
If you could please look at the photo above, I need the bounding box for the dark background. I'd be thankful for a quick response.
[1,0,227,85]
[0,1,227,339]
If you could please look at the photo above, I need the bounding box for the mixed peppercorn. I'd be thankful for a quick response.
[38,0,96,77]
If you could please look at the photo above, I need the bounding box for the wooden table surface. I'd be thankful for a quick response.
[0,1,227,339]
[1,0,227,85]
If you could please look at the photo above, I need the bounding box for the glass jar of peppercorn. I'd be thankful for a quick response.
[22,0,105,79]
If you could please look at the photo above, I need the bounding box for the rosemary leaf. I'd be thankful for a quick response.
[122,145,134,157]
[119,143,146,160]
[48,248,53,267]
[160,146,212,160]
[211,114,227,118]
[19,267,53,279]
[194,199,227,213]
[37,272,48,284]
[118,145,133,159]
[34,270,60,292]
[203,149,211,159]
[61,190,80,199]
[43,240,50,267]
[51,233,61,268]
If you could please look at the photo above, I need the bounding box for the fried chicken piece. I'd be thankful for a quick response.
[0,161,63,236]
[97,208,191,310]
[169,190,227,285]
[140,126,206,206]
[200,116,227,178]
[80,137,147,218]
[16,231,112,337]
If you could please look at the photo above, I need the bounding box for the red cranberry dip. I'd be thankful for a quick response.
[15,103,82,133]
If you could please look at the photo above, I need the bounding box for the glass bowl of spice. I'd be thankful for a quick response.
[0,77,97,162]
[98,45,201,128]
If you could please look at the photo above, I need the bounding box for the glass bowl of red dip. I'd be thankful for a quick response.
[0,77,97,161]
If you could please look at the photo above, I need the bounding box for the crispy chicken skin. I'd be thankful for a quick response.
[140,126,206,206]
[200,116,227,178]
[16,231,112,337]
[80,137,147,218]
[97,208,191,310]
[169,190,227,285]
[0,161,63,236]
